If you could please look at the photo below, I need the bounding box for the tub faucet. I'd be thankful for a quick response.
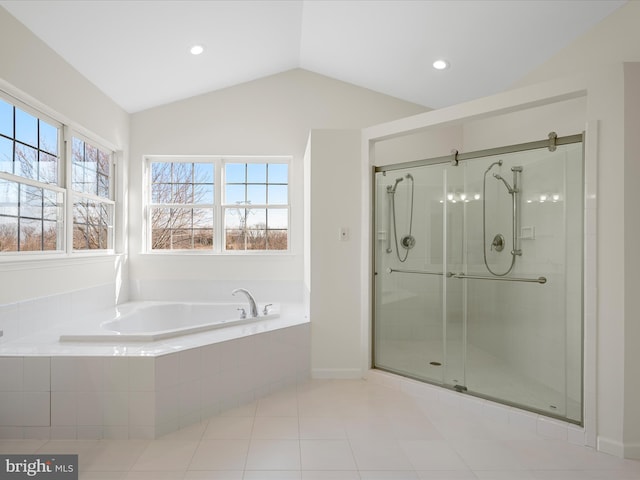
[231,288,258,318]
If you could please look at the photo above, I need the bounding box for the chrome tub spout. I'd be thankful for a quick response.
[231,288,258,318]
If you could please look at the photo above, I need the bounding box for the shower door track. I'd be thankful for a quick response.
[374,132,583,173]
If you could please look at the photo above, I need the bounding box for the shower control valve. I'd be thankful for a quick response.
[491,234,505,252]
[401,234,416,250]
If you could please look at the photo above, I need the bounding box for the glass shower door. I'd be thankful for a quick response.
[461,143,583,423]
[373,163,449,385]
[373,139,583,425]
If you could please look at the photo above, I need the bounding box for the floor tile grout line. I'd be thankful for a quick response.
[182,420,208,475]
[297,389,303,475]
[241,397,259,475]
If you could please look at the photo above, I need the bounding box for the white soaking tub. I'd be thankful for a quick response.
[59,301,279,342]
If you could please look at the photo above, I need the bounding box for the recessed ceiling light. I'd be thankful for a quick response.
[432,59,449,70]
[190,45,204,56]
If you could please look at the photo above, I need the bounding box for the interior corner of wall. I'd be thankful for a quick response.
[597,435,625,458]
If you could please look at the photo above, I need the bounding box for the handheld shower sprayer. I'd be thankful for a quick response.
[387,176,404,194]
[386,173,415,262]
[493,173,515,194]
[493,165,522,194]
[482,160,524,276]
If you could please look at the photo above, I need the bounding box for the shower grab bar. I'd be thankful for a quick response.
[453,273,547,284]
[387,268,452,277]
[387,268,546,284]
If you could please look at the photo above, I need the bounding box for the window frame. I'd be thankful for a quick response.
[0,88,119,259]
[144,155,292,254]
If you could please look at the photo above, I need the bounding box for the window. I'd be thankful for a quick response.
[224,162,288,251]
[0,93,117,256]
[71,136,114,250]
[150,161,214,250]
[0,97,63,252]
[146,156,290,253]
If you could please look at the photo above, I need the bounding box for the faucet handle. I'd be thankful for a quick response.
[262,304,273,315]
[237,307,246,319]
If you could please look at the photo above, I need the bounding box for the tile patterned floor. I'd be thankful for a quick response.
[2,379,640,479]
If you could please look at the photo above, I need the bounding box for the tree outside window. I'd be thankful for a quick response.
[147,157,290,253]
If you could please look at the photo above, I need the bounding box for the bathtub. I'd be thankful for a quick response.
[1,299,307,439]
[59,301,279,342]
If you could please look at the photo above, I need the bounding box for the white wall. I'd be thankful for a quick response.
[515,1,640,90]
[623,62,640,456]
[128,69,427,299]
[306,130,362,377]
[0,7,130,307]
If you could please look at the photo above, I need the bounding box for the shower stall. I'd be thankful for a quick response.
[373,133,584,424]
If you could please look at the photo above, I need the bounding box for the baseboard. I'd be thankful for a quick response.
[311,368,363,379]
[584,435,640,460]
[597,436,625,458]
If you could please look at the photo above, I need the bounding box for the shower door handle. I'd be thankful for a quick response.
[387,268,453,277]
[453,273,547,284]
[387,268,546,284]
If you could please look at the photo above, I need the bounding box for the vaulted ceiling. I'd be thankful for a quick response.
[0,0,626,113]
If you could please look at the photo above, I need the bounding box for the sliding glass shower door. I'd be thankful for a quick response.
[373,138,583,424]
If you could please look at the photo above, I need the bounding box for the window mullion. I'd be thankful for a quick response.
[215,159,223,253]
[111,153,117,251]
[64,127,73,255]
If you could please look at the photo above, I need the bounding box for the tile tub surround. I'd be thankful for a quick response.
[0,322,310,440]
[0,281,310,439]
[0,283,118,346]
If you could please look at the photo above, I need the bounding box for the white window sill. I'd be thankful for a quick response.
[139,250,295,257]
